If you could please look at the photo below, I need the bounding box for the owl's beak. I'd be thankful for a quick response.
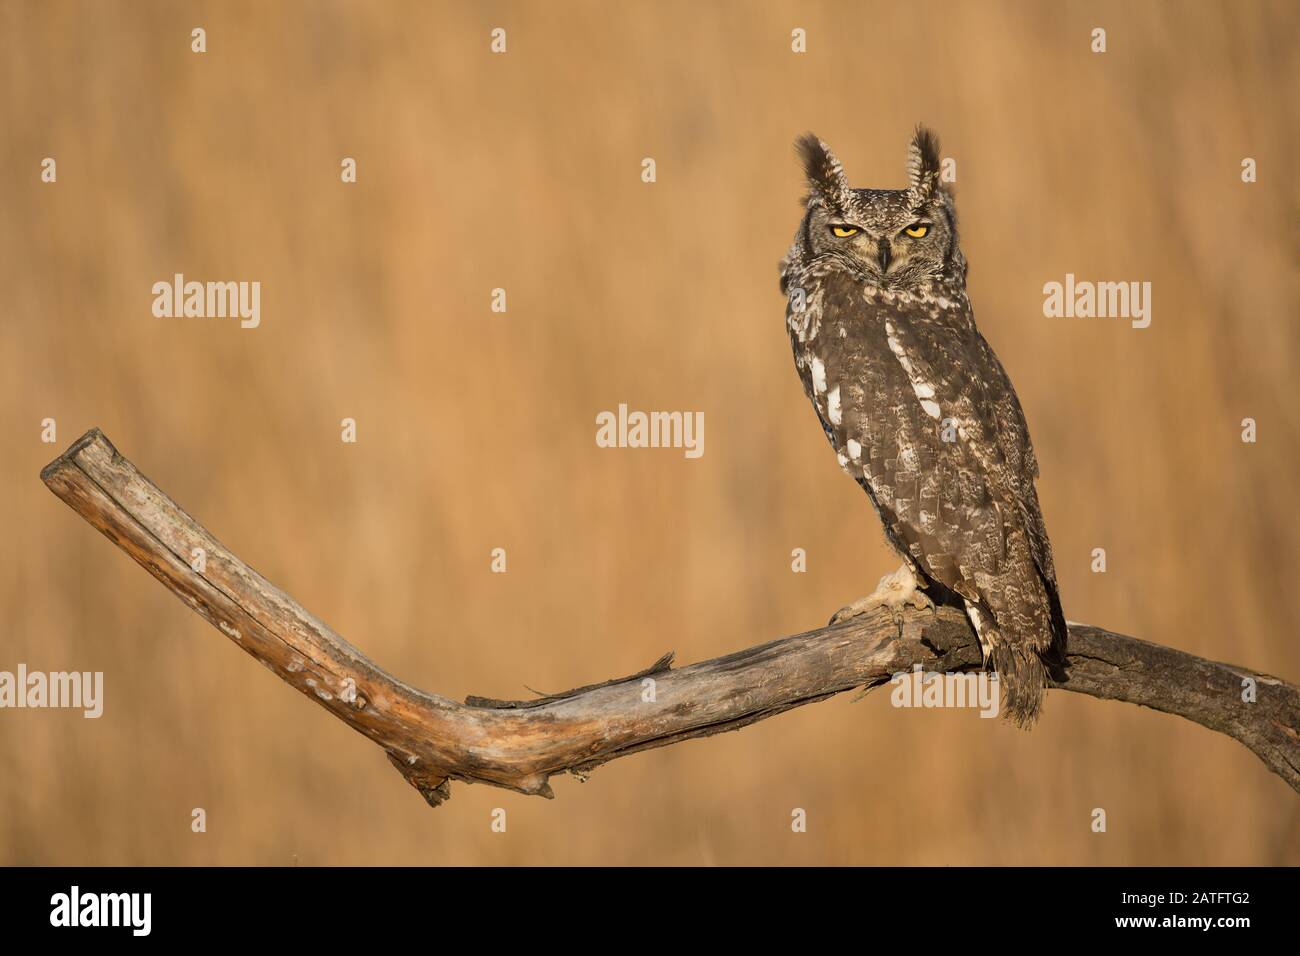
[876,239,892,274]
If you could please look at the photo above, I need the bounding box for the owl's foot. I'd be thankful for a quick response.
[829,563,933,626]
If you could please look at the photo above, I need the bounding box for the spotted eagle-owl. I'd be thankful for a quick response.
[779,127,1068,726]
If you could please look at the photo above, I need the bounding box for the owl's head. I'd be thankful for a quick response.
[793,127,965,289]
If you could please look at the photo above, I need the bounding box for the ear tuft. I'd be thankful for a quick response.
[795,133,853,210]
[906,125,941,209]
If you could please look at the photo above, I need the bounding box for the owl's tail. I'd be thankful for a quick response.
[989,642,1051,728]
[986,584,1069,728]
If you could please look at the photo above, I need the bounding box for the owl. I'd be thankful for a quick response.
[779,127,1068,726]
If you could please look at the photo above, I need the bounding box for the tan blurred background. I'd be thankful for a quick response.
[1,0,1297,865]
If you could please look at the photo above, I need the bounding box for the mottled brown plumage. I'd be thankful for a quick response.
[780,128,1067,725]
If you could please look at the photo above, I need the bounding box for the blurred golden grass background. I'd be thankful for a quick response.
[1,0,1297,865]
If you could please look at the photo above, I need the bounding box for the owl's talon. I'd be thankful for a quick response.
[827,564,931,626]
[828,604,860,627]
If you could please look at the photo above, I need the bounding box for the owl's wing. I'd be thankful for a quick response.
[872,302,1066,660]
[869,303,1008,598]
[968,330,1062,591]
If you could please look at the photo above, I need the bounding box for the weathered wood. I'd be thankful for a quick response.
[41,428,1300,804]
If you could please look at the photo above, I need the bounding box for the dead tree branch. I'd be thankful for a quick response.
[41,428,1300,804]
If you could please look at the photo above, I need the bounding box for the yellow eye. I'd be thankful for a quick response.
[830,224,860,238]
[903,223,929,238]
